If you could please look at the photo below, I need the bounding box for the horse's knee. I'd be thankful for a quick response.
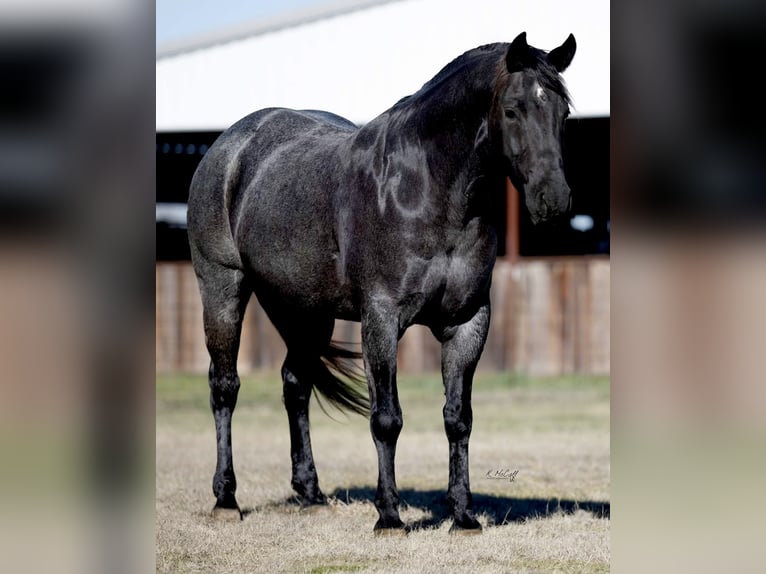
[371,408,403,444]
[443,403,472,442]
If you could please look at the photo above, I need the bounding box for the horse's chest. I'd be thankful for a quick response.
[411,240,494,323]
[440,253,493,310]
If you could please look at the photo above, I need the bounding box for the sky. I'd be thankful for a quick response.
[156,0,326,45]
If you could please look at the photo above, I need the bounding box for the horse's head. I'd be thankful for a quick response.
[491,32,576,224]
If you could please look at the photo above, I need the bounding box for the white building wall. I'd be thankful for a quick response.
[157,0,609,130]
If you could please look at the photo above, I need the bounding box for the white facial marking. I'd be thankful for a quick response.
[534,82,545,100]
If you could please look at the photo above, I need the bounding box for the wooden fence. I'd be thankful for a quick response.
[156,257,609,376]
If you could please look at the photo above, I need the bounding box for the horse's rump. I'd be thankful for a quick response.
[188,108,360,313]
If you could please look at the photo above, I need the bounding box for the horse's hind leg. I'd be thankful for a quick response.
[274,315,334,508]
[195,261,249,521]
[282,351,326,508]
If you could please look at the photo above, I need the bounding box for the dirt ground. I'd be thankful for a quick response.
[156,373,610,573]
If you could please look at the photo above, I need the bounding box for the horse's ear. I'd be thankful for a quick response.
[548,33,576,72]
[505,32,529,73]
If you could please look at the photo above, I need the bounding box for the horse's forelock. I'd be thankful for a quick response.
[493,47,571,106]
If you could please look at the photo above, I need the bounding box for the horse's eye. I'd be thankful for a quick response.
[504,109,517,120]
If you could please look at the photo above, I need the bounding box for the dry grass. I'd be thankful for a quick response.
[156,373,609,573]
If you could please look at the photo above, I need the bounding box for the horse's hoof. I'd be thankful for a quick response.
[211,505,242,522]
[374,517,406,536]
[296,491,328,513]
[449,521,483,535]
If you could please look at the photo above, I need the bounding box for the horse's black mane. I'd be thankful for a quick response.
[413,43,505,98]
[395,42,571,110]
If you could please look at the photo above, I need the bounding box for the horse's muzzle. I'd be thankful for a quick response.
[530,185,571,225]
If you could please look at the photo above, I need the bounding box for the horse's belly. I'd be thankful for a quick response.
[239,236,356,314]
[233,171,353,313]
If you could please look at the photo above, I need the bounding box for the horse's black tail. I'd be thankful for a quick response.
[312,342,369,417]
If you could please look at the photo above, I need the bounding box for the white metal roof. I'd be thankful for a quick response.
[156,0,609,130]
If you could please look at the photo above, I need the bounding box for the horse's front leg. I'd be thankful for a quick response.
[361,301,405,535]
[439,303,490,534]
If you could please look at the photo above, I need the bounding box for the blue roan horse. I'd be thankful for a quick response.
[187,32,576,534]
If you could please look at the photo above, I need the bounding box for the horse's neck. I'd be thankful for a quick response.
[405,58,499,181]
[398,83,499,220]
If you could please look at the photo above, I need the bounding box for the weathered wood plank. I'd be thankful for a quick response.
[156,259,610,375]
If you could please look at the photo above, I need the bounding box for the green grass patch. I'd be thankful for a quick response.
[157,372,283,411]
[360,372,611,406]
[157,371,610,435]
[157,372,609,408]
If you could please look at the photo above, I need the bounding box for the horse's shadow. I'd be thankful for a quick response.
[327,486,610,530]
